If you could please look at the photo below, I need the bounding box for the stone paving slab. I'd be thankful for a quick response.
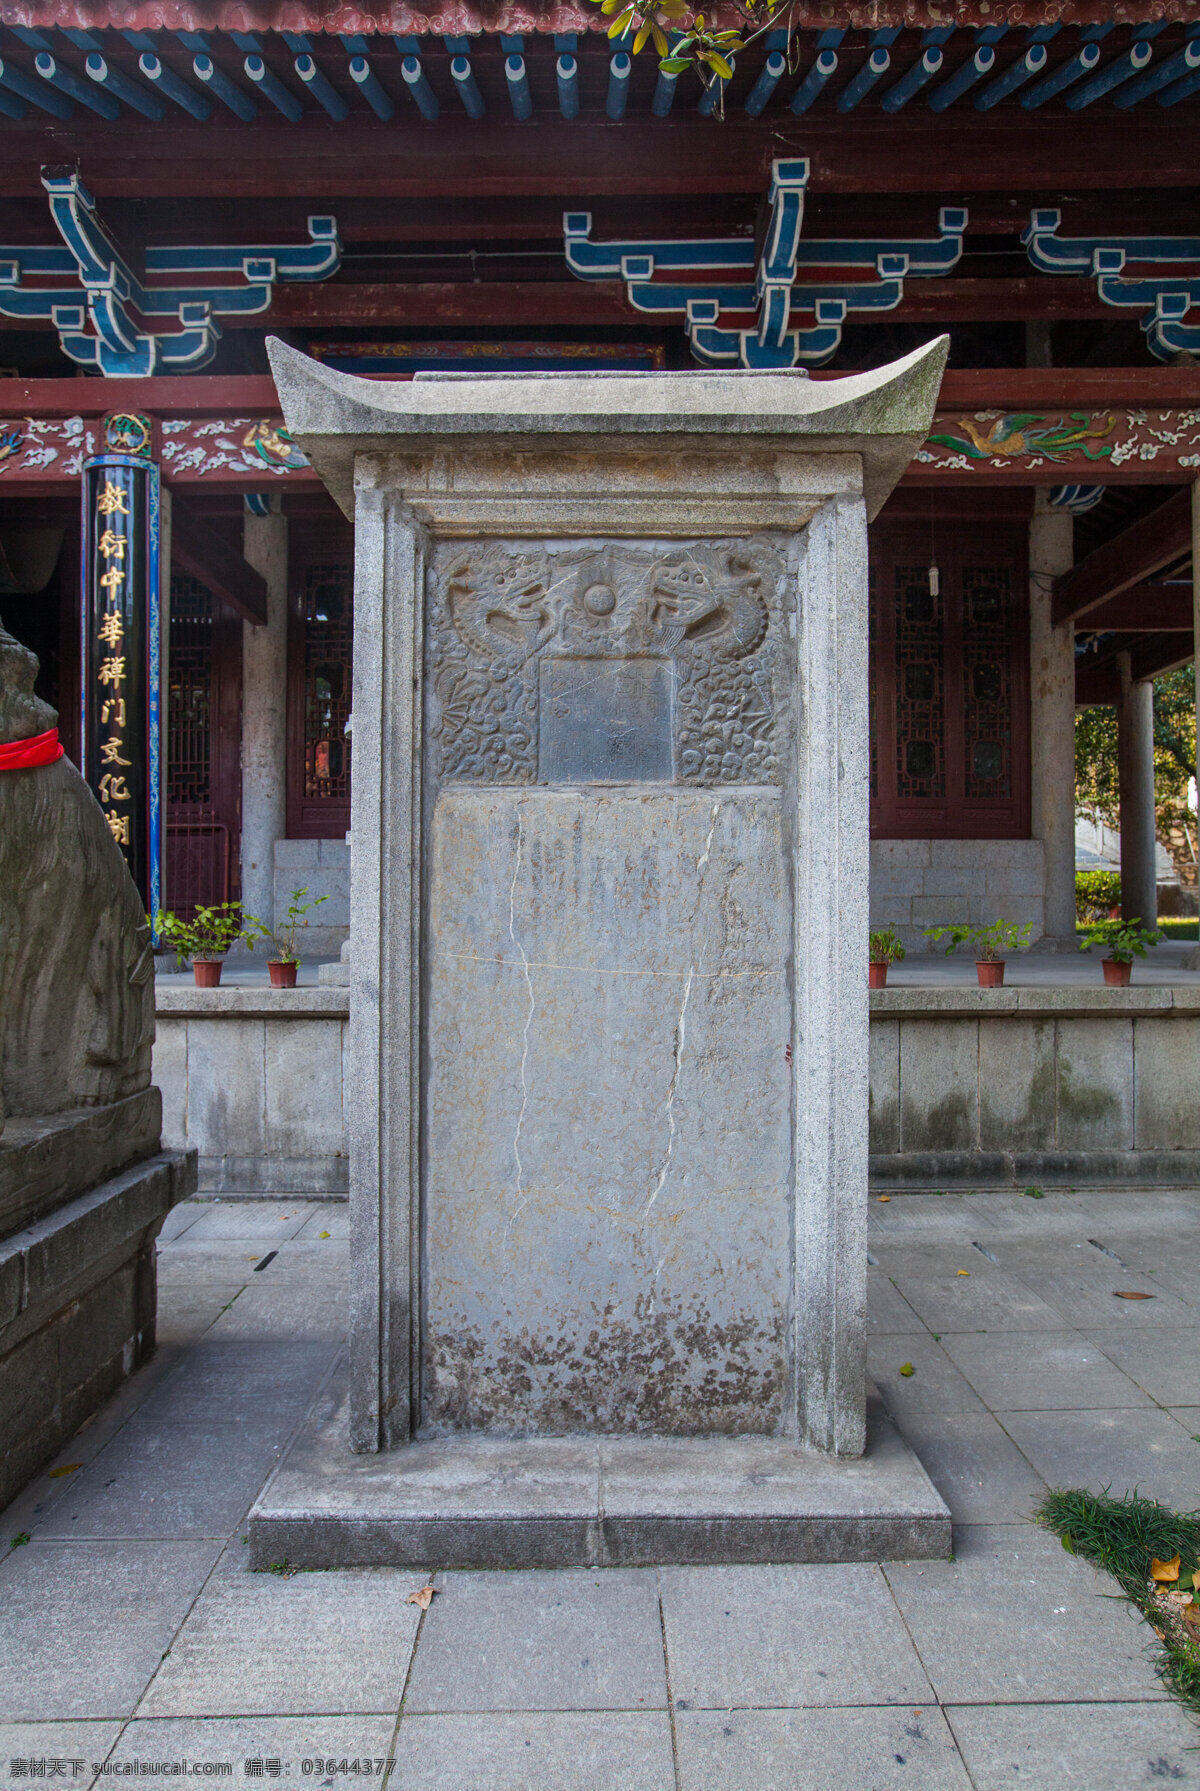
[180,1203,320,1241]
[38,1417,292,1540]
[938,1330,1154,1411]
[660,1563,934,1710]
[0,1540,223,1720]
[0,1722,123,1791]
[888,1271,1065,1333]
[106,1717,399,1790]
[674,1706,973,1791]
[997,1406,1200,1510]
[140,1558,422,1717]
[865,1271,924,1334]
[890,1411,1049,1524]
[1013,1265,1196,1329]
[883,1525,1167,1705]
[404,1568,667,1712]
[867,1335,988,1415]
[393,1712,676,1791]
[945,1700,1200,1789]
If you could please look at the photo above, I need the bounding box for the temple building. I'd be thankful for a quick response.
[0,5,1197,1194]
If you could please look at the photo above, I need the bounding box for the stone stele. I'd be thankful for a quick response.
[0,617,195,1507]
[250,341,952,1568]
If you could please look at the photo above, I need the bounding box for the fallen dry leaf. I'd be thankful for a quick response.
[1114,1291,1154,1301]
[318,1231,331,1239]
[1193,1570,1200,1592]
[1151,1555,1181,1583]
[406,1585,437,1610]
[47,1463,82,1479]
[877,1195,891,1203]
[898,1362,915,1378]
[956,1270,970,1277]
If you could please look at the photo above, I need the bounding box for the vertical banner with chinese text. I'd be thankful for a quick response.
[81,414,162,918]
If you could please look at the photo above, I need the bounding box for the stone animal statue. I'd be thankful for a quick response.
[0,615,153,1135]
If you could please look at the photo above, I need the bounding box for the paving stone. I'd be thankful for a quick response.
[107,1717,399,1788]
[203,1285,348,1343]
[998,1407,1200,1509]
[884,1524,1165,1703]
[178,1203,319,1241]
[293,1206,351,1240]
[0,1722,122,1789]
[866,1194,992,1232]
[889,1273,1064,1334]
[1081,1324,1200,1406]
[0,1539,221,1719]
[39,1417,291,1539]
[393,1713,675,1791]
[947,1699,1200,1788]
[660,1563,932,1709]
[1012,1266,1195,1329]
[404,1568,667,1712]
[154,1287,247,1350]
[939,1330,1153,1411]
[891,1412,1047,1523]
[867,1335,988,1417]
[140,1564,420,1717]
[147,1337,339,1420]
[159,1202,209,1243]
[675,1706,972,1791]
[867,1241,1006,1280]
[866,1272,925,1335]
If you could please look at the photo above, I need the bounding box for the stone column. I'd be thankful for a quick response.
[240,503,288,937]
[1028,494,1077,943]
[1117,649,1157,928]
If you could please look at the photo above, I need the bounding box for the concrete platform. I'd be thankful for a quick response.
[249,1373,951,1569]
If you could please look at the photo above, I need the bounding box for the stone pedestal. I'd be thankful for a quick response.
[251,341,951,1565]
[0,616,195,1504]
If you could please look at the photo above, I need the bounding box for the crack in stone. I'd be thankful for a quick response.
[642,963,693,1230]
[505,810,535,1246]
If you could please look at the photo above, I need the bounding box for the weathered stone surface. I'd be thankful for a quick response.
[0,619,154,1133]
[0,1088,161,1241]
[424,788,789,1435]
[0,1150,196,1509]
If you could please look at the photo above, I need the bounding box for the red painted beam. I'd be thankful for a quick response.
[170,493,267,625]
[0,114,1196,199]
[0,375,282,415]
[1079,585,1194,632]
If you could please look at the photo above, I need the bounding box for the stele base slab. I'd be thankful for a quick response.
[249,1373,951,1569]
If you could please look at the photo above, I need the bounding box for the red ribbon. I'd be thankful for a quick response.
[0,728,65,770]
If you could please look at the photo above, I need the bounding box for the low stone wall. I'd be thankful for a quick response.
[869,839,1046,946]
[871,986,1200,1186]
[155,983,1200,1193]
[154,988,349,1193]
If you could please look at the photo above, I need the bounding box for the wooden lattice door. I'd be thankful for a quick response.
[869,521,1030,840]
[165,573,243,917]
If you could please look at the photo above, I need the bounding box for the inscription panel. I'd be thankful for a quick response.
[425,539,786,787]
[539,657,672,784]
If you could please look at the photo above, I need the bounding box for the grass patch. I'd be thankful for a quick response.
[1158,918,1198,941]
[1036,1488,1200,1719]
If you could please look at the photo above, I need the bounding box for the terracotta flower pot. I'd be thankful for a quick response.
[976,959,1005,987]
[1103,957,1132,987]
[193,959,223,988]
[868,960,889,989]
[269,960,298,989]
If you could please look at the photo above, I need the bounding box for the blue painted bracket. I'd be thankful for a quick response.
[0,172,341,376]
[564,157,966,369]
[1023,209,1200,363]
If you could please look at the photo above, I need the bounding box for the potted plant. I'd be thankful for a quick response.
[924,918,1033,988]
[868,925,905,990]
[1078,917,1160,986]
[264,886,329,988]
[151,903,267,987]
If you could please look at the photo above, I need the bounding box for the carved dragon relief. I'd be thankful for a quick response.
[427,540,783,786]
